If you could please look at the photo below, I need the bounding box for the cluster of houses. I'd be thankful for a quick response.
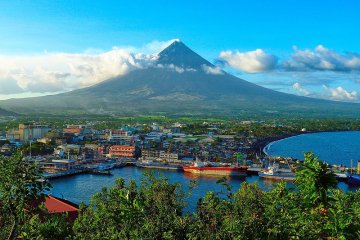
[0,122,255,173]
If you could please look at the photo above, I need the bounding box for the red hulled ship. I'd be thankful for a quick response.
[183,160,248,177]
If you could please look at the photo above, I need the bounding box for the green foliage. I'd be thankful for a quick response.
[2,151,360,239]
[296,152,337,207]
[73,173,192,239]
[21,214,73,240]
[0,153,51,239]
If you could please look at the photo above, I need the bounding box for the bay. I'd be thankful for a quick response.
[264,131,360,167]
[49,167,356,212]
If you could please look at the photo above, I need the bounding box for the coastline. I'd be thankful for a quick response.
[253,129,360,159]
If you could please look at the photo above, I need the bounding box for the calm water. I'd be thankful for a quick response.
[49,167,356,211]
[264,131,360,167]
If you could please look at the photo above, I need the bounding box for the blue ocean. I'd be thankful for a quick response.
[264,131,360,167]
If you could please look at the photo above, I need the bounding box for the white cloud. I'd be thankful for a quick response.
[0,38,189,99]
[292,82,311,96]
[155,64,196,73]
[0,40,186,98]
[202,65,223,75]
[0,49,152,94]
[323,85,358,101]
[283,45,360,72]
[219,49,277,73]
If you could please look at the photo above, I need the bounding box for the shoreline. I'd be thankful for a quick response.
[253,129,360,159]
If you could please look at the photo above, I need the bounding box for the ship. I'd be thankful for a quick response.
[258,162,295,181]
[182,159,248,177]
[135,159,182,171]
[347,174,360,185]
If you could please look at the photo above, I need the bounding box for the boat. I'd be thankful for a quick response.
[135,161,182,171]
[258,162,295,181]
[182,159,248,177]
[347,174,360,185]
[334,172,348,181]
[97,163,115,171]
[90,170,113,176]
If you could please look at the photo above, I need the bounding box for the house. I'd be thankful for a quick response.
[44,195,79,220]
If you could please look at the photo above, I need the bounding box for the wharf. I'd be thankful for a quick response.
[43,169,88,179]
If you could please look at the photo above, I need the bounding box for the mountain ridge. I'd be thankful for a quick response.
[0,41,359,117]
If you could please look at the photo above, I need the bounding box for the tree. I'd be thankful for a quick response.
[295,152,337,208]
[73,173,192,239]
[0,153,50,239]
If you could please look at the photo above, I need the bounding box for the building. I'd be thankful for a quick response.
[44,195,79,220]
[140,149,160,160]
[41,159,76,173]
[107,129,133,145]
[16,123,50,142]
[108,145,135,158]
[159,151,179,163]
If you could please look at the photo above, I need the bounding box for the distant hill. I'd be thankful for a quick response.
[1,40,360,117]
[0,107,17,116]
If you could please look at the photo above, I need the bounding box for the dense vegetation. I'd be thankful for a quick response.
[1,116,360,137]
[1,152,360,239]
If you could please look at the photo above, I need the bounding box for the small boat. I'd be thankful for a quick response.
[97,163,115,171]
[347,174,360,185]
[90,170,113,176]
[334,172,348,181]
[258,162,295,181]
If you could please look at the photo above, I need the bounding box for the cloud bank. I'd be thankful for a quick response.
[219,45,360,74]
[219,49,277,73]
[323,85,358,101]
[0,39,179,98]
[283,45,360,72]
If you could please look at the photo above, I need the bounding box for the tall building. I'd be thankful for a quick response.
[18,123,50,142]
[108,145,135,158]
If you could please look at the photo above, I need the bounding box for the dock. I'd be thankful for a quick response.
[43,169,88,179]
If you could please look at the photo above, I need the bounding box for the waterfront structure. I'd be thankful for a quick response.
[108,145,135,158]
[41,159,76,173]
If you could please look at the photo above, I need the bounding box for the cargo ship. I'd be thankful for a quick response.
[182,160,248,177]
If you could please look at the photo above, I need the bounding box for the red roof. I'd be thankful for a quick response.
[44,195,79,220]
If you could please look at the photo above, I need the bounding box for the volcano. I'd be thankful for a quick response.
[1,40,359,117]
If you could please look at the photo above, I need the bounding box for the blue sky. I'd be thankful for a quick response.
[0,0,359,101]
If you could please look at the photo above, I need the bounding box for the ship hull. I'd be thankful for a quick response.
[136,163,183,171]
[347,175,360,185]
[183,166,247,177]
[258,172,295,181]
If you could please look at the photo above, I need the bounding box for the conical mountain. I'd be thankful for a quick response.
[157,40,214,69]
[1,41,359,117]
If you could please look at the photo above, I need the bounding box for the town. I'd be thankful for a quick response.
[0,121,259,177]
[1,118,359,181]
